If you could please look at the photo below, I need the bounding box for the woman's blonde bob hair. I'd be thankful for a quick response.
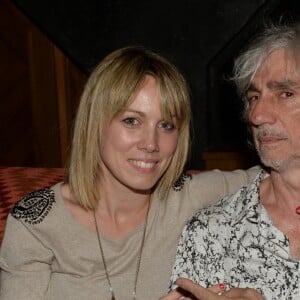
[67,46,191,209]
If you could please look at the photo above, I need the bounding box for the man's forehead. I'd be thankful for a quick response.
[250,50,300,85]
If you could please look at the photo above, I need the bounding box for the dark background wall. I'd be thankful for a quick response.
[11,0,300,169]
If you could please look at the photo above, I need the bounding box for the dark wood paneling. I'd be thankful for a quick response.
[202,151,260,171]
[0,0,87,167]
[0,0,34,166]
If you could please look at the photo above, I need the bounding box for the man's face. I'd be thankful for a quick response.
[246,49,300,171]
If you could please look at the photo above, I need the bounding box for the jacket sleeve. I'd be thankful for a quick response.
[188,165,261,209]
[0,214,53,299]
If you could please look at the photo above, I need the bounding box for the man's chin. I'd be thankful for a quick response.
[260,156,285,171]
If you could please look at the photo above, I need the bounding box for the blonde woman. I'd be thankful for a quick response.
[0,46,259,299]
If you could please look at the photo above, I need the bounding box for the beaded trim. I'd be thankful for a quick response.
[11,188,55,224]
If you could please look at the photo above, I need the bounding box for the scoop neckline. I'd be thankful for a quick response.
[52,182,158,242]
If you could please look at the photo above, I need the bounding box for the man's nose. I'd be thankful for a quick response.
[248,95,276,126]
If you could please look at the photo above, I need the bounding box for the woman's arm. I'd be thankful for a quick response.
[0,214,53,299]
[188,166,261,209]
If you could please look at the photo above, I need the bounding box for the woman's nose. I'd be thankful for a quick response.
[137,128,159,152]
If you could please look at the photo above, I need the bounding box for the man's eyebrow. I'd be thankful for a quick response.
[267,79,300,90]
[246,83,259,93]
[246,79,300,94]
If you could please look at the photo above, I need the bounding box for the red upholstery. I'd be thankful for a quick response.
[0,167,66,244]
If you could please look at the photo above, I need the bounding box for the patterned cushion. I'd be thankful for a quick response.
[0,167,65,244]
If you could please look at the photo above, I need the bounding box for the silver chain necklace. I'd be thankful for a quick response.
[93,202,150,300]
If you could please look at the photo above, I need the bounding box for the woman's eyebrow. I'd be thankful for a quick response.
[122,109,144,115]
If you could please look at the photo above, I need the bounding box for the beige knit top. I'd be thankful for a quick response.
[0,167,259,299]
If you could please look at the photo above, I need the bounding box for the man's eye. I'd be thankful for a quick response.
[122,118,138,126]
[247,94,259,103]
[281,91,293,98]
[159,121,176,131]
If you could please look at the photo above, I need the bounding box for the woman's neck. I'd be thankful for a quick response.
[94,181,152,238]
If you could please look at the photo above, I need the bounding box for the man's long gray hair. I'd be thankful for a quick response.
[231,21,300,115]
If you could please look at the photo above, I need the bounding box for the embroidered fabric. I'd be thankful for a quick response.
[11,188,55,224]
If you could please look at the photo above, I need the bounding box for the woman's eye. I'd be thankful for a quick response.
[159,121,176,131]
[122,117,139,126]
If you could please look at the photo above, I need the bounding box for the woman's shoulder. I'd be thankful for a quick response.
[171,172,193,192]
[10,183,61,225]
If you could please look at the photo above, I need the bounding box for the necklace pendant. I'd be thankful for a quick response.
[110,290,116,300]
[108,291,115,300]
[109,288,116,300]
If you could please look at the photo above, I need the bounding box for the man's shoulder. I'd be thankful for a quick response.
[187,171,262,230]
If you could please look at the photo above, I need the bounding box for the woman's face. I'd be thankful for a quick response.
[99,75,179,194]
